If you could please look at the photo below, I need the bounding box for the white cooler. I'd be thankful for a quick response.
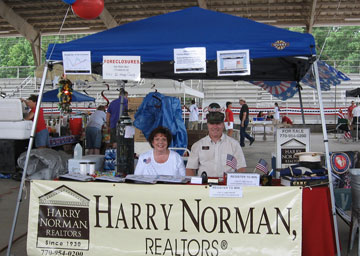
[68,155,104,174]
[0,99,32,139]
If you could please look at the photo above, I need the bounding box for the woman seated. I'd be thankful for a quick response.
[134,126,185,176]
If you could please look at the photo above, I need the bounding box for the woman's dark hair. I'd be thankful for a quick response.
[148,126,172,148]
[275,102,280,111]
[257,111,263,117]
[226,101,232,108]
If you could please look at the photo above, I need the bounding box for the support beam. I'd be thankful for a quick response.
[0,0,41,66]
[198,0,208,9]
[99,7,118,29]
[307,0,318,33]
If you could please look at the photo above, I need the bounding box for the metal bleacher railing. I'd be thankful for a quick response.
[0,63,360,125]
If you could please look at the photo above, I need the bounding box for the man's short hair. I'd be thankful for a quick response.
[27,94,38,102]
[191,99,195,104]
[226,101,232,108]
[239,98,246,103]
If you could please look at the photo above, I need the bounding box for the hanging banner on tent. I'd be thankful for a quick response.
[217,50,250,76]
[102,56,141,81]
[174,47,206,73]
[62,51,92,75]
[27,180,302,256]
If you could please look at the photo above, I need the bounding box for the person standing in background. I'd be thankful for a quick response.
[106,90,128,148]
[273,102,280,124]
[86,105,106,155]
[225,101,234,137]
[239,98,254,147]
[184,99,199,130]
[348,101,356,127]
[21,94,49,148]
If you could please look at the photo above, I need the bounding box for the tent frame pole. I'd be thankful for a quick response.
[6,61,49,256]
[313,60,341,256]
[297,83,306,124]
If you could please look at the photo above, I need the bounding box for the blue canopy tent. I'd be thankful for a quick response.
[45,7,316,82]
[8,7,341,256]
[42,89,95,102]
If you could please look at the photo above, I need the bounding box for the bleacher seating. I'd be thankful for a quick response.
[1,73,360,125]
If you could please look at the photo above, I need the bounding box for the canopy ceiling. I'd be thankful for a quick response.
[1,0,360,38]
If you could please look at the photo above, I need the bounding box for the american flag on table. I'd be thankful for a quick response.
[344,131,352,140]
[255,159,269,174]
[226,154,237,170]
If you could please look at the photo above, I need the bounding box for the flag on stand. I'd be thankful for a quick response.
[344,131,352,140]
[255,159,269,174]
[226,154,237,170]
[337,109,345,119]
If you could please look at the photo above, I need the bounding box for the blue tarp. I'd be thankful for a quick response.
[45,7,316,81]
[133,92,187,149]
[42,89,95,102]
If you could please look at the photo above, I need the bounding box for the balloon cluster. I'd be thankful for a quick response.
[57,77,73,113]
[62,0,104,20]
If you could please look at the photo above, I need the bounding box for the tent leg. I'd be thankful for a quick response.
[313,60,341,256]
[297,83,306,125]
[6,62,50,256]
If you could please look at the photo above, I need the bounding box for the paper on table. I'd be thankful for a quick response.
[125,126,135,138]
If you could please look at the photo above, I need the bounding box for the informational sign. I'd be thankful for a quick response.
[209,185,243,198]
[174,47,206,73]
[217,50,250,76]
[226,173,260,187]
[62,51,92,75]
[28,180,302,256]
[102,56,141,81]
[276,128,310,169]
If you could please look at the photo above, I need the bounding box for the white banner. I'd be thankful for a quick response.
[28,180,302,256]
[62,51,92,75]
[217,50,250,76]
[102,56,141,81]
[174,47,206,73]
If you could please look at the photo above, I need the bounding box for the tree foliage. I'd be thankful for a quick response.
[290,26,360,73]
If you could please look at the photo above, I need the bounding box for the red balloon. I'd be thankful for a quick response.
[72,0,104,20]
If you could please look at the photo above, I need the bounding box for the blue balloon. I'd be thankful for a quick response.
[62,0,77,4]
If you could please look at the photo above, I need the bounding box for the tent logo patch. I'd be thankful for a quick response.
[36,185,90,251]
[272,40,290,50]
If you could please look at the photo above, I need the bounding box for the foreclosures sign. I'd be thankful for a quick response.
[27,181,302,256]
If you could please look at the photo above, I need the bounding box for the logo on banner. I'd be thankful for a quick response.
[331,152,351,174]
[36,185,90,251]
[272,40,290,50]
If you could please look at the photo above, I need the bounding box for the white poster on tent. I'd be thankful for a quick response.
[102,56,141,81]
[217,49,250,76]
[174,47,206,73]
[62,51,92,75]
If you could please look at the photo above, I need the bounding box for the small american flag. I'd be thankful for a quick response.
[226,154,237,170]
[256,159,269,174]
[337,109,345,119]
[143,157,151,164]
[344,131,352,140]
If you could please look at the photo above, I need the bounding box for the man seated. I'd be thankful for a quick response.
[186,103,247,178]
